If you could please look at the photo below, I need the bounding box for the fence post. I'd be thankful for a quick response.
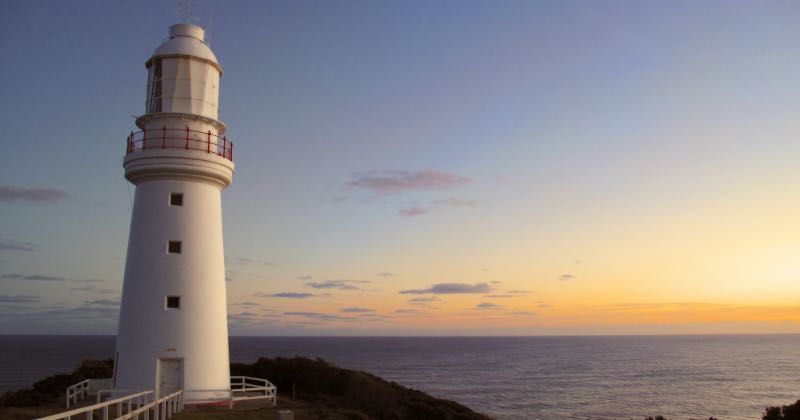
[185,127,189,150]
[162,125,166,149]
[207,131,211,153]
[223,136,227,157]
[143,129,147,150]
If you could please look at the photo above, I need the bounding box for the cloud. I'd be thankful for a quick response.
[0,186,67,203]
[2,273,65,281]
[508,290,531,294]
[394,308,425,315]
[256,292,314,299]
[341,307,374,313]
[490,280,502,284]
[70,285,116,294]
[284,311,351,322]
[484,294,516,298]
[538,303,553,309]
[558,274,575,282]
[0,295,40,304]
[474,302,504,310]
[235,301,261,307]
[430,197,476,207]
[0,238,37,252]
[399,206,428,217]
[228,257,275,266]
[408,297,439,302]
[305,280,367,290]
[510,311,538,318]
[84,299,120,307]
[346,170,469,195]
[297,275,313,280]
[71,278,105,283]
[376,272,394,277]
[400,282,491,295]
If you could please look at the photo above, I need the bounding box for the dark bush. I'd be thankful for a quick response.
[0,359,114,407]
[764,400,800,420]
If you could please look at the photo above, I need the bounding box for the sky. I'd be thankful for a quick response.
[1,0,799,335]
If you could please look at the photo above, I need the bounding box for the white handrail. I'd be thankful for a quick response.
[230,376,277,407]
[37,390,154,420]
[116,390,183,420]
[66,377,114,408]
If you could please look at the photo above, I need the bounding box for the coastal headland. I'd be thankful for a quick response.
[0,357,491,420]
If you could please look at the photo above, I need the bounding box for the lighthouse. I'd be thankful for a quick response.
[115,23,233,403]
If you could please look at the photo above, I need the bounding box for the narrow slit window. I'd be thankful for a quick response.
[167,241,182,254]
[149,59,162,113]
[169,193,183,206]
[165,296,180,309]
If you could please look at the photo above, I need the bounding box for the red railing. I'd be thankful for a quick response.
[126,127,233,161]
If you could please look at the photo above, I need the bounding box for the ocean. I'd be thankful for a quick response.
[1,335,798,419]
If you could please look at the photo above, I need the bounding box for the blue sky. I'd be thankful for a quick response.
[1,0,799,335]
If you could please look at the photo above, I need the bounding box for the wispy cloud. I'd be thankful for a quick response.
[284,311,351,322]
[341,307,374,313]
[0,295,40,304]
[71,278,105,283]
[0,238,37,252]
[346,170,469,195]
[70,285,116,294]
[394,308,427,315]
[305,280,368,290]
[0,185,67,203]
[400,282,491,295]
[0,186,67,203]
[399,206,428,217]
[85,299,120,307]
[408,297,439,303]
[2,273,65,281]
[510,311,538,318]
[343,307,375,313]
[376,272,394,277]
[558,274,574,282]
[227,257,275,266]
[297,275,313,281]
[474,302,504,310]
[484,294,516,298]
[430,197,476,207]
[256,292,314,299]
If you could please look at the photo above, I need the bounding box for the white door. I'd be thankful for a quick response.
[158,358,183,397]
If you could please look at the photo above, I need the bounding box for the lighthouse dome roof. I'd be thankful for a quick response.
[150,24,220,70]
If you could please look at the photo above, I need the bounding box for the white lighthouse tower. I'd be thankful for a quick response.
[115,23,233,404]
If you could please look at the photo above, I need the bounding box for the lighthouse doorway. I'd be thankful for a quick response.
[157,358,183,398]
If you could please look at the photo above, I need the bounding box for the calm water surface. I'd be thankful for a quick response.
[1,335,798,419]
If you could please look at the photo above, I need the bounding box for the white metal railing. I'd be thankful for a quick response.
[66,378,114,408]
[230,376,277,407]
[37,390,154,420]
[116,390,183,420]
